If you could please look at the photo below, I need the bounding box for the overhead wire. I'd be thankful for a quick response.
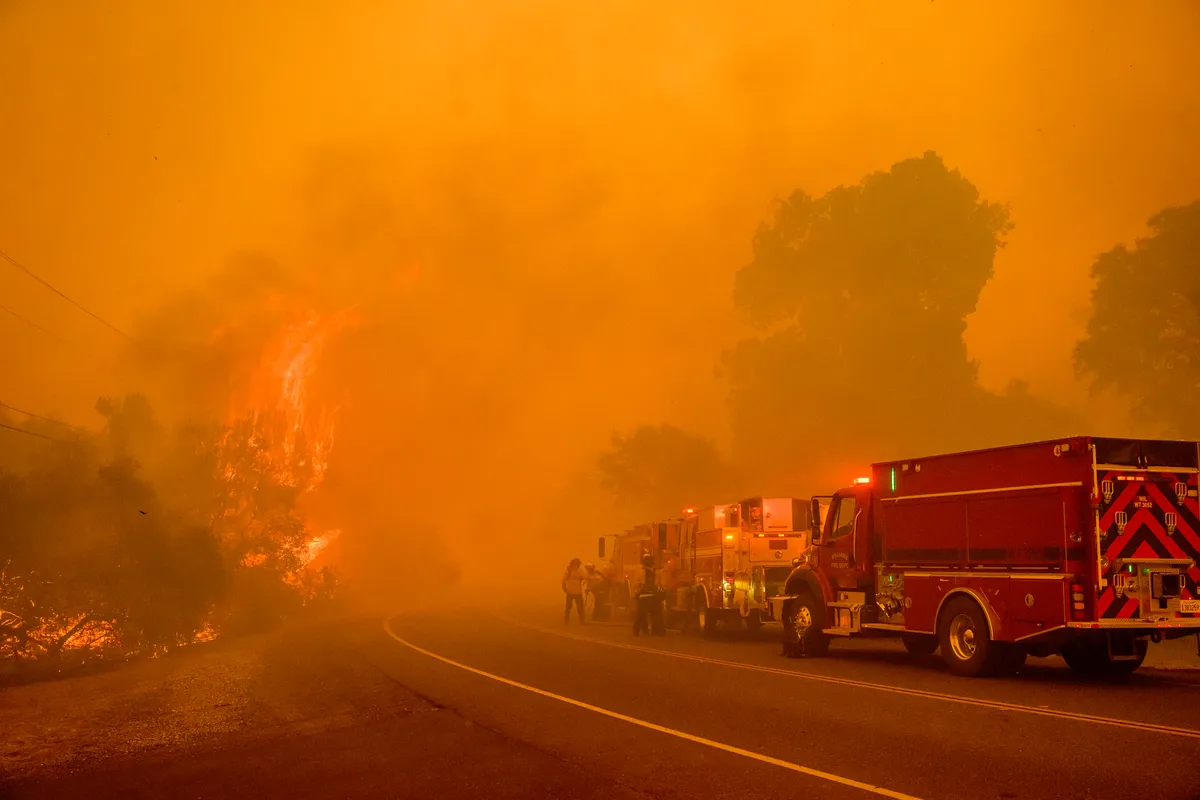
[0,247,136,343]
[0,304,65,343]
[0,400,84,430]
[0,421,72,443]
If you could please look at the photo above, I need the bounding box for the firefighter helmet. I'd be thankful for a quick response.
[641,554,654,568]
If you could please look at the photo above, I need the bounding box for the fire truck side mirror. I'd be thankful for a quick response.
[809,497,824,541]
[598,537,605,558]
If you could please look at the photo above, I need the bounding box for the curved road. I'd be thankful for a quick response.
[364,607,1200,800]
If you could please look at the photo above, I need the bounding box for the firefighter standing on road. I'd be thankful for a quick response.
[562,558,588,625]
[632,554,665,636]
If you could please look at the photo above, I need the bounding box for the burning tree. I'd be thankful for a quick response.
[0,438,223,663]
[0,304,352,670]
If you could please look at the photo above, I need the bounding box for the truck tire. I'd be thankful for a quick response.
[782,595,828,658]
[613,581,630,613]
[1104,640,1147,676]
[697,593,718,638]
[937,596,1005,677]
[901,633,938,656]
[1062,637,1147,676]
[995,644,1028,676]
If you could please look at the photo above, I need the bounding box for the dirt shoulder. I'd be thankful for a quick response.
[0,617,431,783]
[0,616,649,800]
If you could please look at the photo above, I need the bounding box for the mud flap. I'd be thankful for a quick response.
[768,595,798,617]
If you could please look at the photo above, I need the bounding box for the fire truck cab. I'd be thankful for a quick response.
[596,526,656,617]
[773,437,1200,677]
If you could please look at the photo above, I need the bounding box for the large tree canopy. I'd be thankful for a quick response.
[1075,201,1200,438]
[726,152,1075,488]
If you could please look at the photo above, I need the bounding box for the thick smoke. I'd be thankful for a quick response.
[2,1,1200,617]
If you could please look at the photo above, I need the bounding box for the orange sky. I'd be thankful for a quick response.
[2,0,1199,447]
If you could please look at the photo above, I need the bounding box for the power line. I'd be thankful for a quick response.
[0,305,65,343]
[0,401,81,430]
[0,421,71,443]
[0,247,136,343]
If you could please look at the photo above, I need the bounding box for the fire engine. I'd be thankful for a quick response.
[599,498,818,633]
[595,527,650,616]
[771,437,1200,677]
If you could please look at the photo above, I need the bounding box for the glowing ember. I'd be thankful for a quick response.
[241,551,269,568]
[193,622,220,643]
[24,614,119,654]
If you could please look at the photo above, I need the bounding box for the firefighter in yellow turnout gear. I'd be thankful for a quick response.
[561,558,588,624]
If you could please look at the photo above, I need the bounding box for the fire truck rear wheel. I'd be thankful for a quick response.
[937,596,1004,677]
[1062,636,1147,676]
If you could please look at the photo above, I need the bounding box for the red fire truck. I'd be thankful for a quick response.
[772,437,1200,677]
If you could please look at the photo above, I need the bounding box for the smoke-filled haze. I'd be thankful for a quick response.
[3,1,1200,592]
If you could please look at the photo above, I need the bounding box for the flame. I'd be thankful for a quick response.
[303,529,341,566]
[219,308,354,494]
[193,622,219,643]
[212,308,355,583]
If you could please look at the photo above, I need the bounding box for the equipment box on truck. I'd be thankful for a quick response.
[774,437,1200,676]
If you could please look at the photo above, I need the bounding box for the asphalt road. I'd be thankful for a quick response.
[5,607,1200,800]
[363,608,1200,800]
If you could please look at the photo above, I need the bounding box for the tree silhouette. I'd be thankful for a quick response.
[726,152,1075,485]
[1075,201,1200,438]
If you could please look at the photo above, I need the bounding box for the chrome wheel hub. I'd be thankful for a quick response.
[948,613,978,661]
[790,604,813,640]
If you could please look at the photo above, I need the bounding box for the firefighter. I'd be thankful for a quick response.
[561,558,588,624]
[632,554,665,636]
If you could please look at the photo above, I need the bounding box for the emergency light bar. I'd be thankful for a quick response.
[853,477,871,485]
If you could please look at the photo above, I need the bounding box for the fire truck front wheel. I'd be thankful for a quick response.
[937,596,1009,677]
[782,595,828,658]
[697,593,719,637]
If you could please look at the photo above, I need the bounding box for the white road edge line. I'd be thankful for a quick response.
[496,614,1200,741]
[383,616,924,800]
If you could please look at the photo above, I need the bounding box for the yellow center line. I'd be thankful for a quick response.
[384,616,924,800]
[496,614,1200,741]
